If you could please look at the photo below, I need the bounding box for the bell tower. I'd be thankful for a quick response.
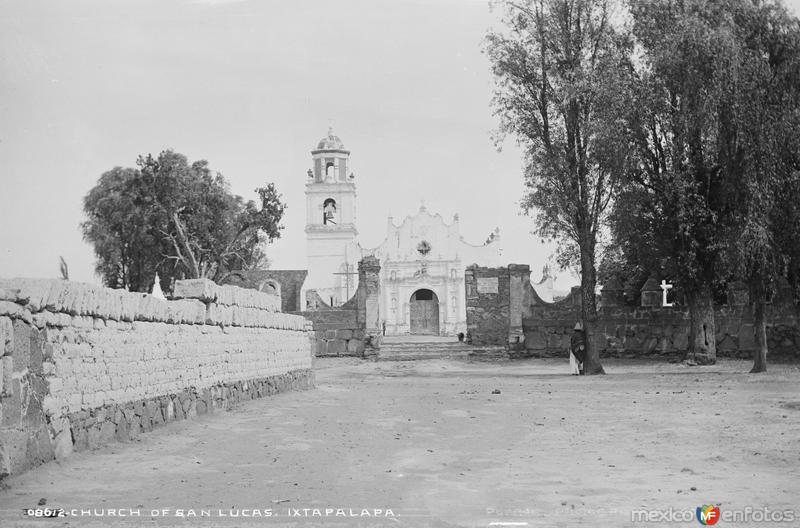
[304,126,359,307]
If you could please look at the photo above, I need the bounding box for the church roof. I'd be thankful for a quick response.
[316,126,345,150]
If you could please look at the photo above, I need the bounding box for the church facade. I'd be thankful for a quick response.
[302,128,502,336]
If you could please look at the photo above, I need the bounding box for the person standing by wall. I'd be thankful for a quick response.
[570,322,586,375]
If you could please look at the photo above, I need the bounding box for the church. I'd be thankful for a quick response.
[301,128,503,336]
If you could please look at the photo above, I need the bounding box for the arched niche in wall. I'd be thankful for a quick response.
[323,198,337,225]
[258,279,281,297]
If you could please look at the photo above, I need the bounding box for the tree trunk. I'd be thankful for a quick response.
[579,242,605,375]
[686,285,716,365]
[171,212,201,279]
[750,298,768,373]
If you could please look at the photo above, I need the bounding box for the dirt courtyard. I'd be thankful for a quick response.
[1,357,799,527]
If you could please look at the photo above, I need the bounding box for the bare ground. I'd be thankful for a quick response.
[1,357,799,528]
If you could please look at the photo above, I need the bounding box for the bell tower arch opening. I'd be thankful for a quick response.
[323,198,337,225]
[409,288,440,335]
[303,126,359,307]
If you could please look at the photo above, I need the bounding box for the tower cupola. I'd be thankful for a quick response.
[310,126,351,183]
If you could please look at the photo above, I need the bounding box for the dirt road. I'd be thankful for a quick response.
[1,358,798,527]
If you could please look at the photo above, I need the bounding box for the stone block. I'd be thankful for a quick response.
[99,289,123,321]
[99,420,116,445]
[28,326,43,375]
[206,303,233,326]
[128,415,141,439]
[739,324,756,350]
[173,279,219,303]
[72,424,88,451]
[26,424,55,467]
[0,287,22,303]
[0,316,12,356]
[0,427,30,476]
[335,329,353,340]
[24,380,46,425]
[52,420,73,460]
[146,400,161,425]
[0,279,56,312]
[31,311,63,328]
[87,423,103,449]
[184,400,197,419]
[143,295,170,322]
[346,339,365,356]
[45,281,80,314]
[173,397,185,421]
[327,339,346,356]
[0,300,30,323]
[176,299,206,324]
[213,284,280,312]
[642,336,658,354]
[717,334,737,351]
[1,378,21,427]
[524,331,546,351]
[672,329,689,351]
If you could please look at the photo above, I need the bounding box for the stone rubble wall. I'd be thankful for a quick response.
[523,300,800,359]
[294,256,382,358]
[464,265,511,346]
[465,264,800,359]
[0,278,314,480]
[293,309,365,357]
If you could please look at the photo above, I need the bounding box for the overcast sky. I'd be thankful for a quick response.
[2,0,799,290]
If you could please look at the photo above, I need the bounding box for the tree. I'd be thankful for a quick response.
[607,0,747,364]
[487,0,633,374]
[609,0,800,367]
[719,0,800,372]
[82,166,162,291]
[82,151,286,291]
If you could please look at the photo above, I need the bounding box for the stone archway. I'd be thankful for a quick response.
[409,289,439,335]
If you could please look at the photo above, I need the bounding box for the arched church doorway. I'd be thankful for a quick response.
[409,289,439,335]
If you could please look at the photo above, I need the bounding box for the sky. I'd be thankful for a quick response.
[2,0,799,291]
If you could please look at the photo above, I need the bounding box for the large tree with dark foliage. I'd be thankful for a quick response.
[487,0,633,374]
[718,0,800,372]
[82,150,286,292]
[607,0,800,367]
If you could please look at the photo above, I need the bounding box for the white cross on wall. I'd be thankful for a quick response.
[660,280,673,307]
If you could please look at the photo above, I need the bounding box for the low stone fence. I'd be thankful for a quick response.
[292,309,366,357]
[0,278,314,479]
[294,256,383,358]
[466,264,800,359]
[522,288,800,359]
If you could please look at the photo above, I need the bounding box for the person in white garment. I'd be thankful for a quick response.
[569,321,586,375]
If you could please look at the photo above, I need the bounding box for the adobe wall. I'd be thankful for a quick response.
[0,278,314,480]
[221,269,308,313]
